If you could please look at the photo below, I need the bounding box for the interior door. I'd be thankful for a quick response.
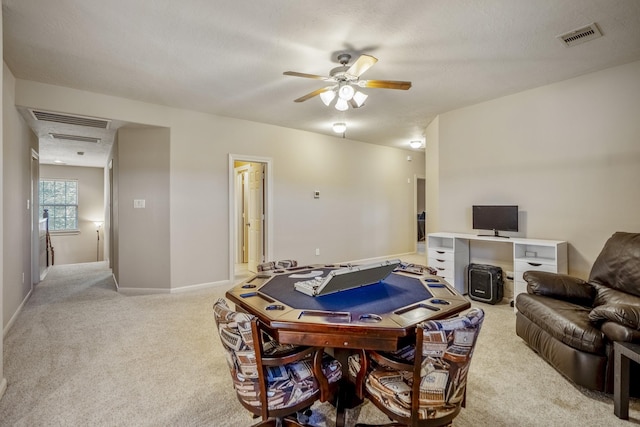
[247,163,265,272]
[234,165,250,264]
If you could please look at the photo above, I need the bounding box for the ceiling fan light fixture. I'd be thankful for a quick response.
[335,98,349,111]
[320,90,336,106]
[350,91,368,108]
[332,122,347,133]
[338,84,355,101]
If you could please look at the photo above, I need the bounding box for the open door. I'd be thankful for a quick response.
[247,162,265,272]
[229,154,272,281]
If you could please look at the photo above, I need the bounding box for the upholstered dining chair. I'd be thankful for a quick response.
[257,259,298,272]
[349,308,485,427]
[213,298,342,427]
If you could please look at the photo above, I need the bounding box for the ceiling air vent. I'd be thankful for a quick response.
[557,23,602,47]
[30,109,111,129]
[49,133,101,143]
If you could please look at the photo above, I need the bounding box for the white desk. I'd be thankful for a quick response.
[427,232,568,306]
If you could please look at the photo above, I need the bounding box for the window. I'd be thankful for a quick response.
[39,179,79,231]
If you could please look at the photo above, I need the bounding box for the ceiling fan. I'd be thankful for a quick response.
[283,53,411,111]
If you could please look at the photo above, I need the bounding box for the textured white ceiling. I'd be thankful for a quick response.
[4,0,640,166]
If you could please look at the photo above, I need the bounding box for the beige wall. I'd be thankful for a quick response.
[426,60,640,279]
[14,81,426,291]
[39,165,105,265]
[117,127,170,291]
[3,62,37,330]
[425,116,440,233]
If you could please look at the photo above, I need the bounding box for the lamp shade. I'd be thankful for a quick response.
[335,98,349,111]
[320,90,336,106]
[338,84,355,101]
[350,91,368,108]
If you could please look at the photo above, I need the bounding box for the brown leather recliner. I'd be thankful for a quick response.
[515,232,640,393]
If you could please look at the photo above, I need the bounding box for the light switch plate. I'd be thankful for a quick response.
[134,199,146,209]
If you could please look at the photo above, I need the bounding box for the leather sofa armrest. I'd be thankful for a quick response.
[600,321,640,343]
[589,303,640,330]
[523,271,595,305]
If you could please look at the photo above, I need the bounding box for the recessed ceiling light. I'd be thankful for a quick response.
[332,122,347,133]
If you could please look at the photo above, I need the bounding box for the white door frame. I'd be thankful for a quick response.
[31,149,40,284]
[228,154,273,282]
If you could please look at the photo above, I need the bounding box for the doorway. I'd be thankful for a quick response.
[415,175,426,254]
[31,149,43,282]
[228,154,273,281]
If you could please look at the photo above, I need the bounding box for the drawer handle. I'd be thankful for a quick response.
[436,259,445,263]
[436,250,445,254]
[527,262,542,267]
[436,267,445,271]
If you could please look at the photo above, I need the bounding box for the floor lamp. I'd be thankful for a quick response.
[94,222,103,262]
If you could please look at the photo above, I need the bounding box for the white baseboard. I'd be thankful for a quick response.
[343,252,418,265]
[3,287,33,338]
[0,377,7,402]
[169,279,230,293]
[116,279,230,295]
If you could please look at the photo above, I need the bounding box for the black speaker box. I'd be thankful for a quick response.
[468,263,503,304]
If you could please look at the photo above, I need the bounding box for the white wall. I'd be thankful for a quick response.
[3,62,37,331]
[39,165,105,265]
[426,60,640,278]
[14,80,425,290]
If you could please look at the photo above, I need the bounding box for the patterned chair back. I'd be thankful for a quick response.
[212,298,341,415]
[354,308,485,426]
[257,259,298,272]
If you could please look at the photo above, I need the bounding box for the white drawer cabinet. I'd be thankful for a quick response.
[427,232,568,309]
[427,249,455,261]
[427,234,469,294]
[514,260,557,283]
[429,258,455,277]
[512,241,568,311]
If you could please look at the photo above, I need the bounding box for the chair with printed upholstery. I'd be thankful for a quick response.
[349,308,485,427]
[213,298,342,427]
[257,260,298,272]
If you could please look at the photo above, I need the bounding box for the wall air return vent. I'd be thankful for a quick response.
[30,109,111,129]
[557,23,602,47]
[50,133,102,143]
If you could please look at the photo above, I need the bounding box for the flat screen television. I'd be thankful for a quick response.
[472,205,518,238]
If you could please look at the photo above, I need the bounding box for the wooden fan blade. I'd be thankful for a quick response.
[293,86,333,102]
[346,54,378,78]
[361,79,412,90]
[283,71,331,81]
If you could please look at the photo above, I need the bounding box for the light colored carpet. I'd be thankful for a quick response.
[0,260,638,426]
